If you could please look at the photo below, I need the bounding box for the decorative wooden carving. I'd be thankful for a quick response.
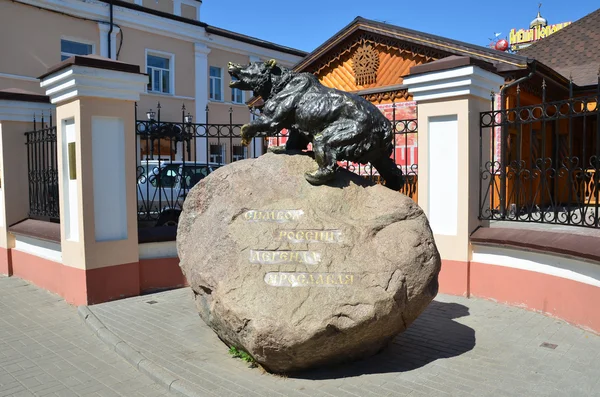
[360,89,411,104]
[307,31,447,76]
[352,44,380,86]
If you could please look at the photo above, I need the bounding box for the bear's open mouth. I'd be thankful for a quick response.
[228,62,243,87]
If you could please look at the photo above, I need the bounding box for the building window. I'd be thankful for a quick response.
[232,145,247,162]
[231,77,244,104]
[210,66,222,101]
[147,53,172,94]
[209,143,225,163]
[61,39,93,61]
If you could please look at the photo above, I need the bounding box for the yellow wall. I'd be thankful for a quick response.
[118,27,195,98]
[182,4,197,19]
[0,79,40,94]
[207,48,252,124]
[0,1,100,91]
[143,0,174,14]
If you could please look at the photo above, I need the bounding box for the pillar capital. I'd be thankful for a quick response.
[0,89,53,122]
[403,57,504,102]
[39,55,147,105]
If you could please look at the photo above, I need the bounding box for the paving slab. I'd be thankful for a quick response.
[86,286,600,397]
[0,276,168,397]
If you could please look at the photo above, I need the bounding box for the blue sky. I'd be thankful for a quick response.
[202,0,599,53]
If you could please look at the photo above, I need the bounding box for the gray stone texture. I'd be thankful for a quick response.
[177,153,441,372]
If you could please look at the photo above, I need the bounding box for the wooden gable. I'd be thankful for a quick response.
[299,31,440,104]
[316,40,431,90]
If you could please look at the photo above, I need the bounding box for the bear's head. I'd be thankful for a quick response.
[228,59,281,99]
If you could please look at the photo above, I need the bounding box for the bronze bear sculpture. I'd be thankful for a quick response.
[228,59,404,190]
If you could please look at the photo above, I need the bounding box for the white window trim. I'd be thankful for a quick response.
[145,49,175,95]
[60,36,96,60]
[209,66,224,102]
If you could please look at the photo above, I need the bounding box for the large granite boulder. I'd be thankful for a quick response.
[177,153,441,373]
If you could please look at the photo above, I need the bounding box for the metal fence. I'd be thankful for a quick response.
[136,102,418,227]
[25,113,59,222]
[479,77,600,228]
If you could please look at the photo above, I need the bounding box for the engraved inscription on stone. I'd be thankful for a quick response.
[274,230,342,243]
[264,272,355,287]
[243,210,304,222]
[249,250,321,265]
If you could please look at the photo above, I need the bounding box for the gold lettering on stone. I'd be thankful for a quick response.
[266,273,278,285]
[264,272,356,287]
[249,250,321,265]
[244,210,303,222]
[273,229,342,243]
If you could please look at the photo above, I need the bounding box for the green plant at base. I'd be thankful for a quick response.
[228,346,255,364]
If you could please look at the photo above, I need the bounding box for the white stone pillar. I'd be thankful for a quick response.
[40,56,147,304]
[194,43,211,163]
[403,61,504,296]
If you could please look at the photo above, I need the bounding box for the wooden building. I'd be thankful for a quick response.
[250,11,599,211]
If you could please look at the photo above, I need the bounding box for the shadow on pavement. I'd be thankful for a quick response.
[291,301,475,380]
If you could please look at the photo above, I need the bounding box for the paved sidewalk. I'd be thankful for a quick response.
[88,287,600,397]
[0,276,168,397]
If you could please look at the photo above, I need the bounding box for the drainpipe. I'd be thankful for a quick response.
[107,0,114,59]
[498,61,536,218]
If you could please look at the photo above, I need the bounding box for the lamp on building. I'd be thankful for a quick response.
[184,113,193,124]
[146,109,156,121]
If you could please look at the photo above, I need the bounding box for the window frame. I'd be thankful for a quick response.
[230,76,245,104]
[145,49,175,95]
[209,66,224,102]
[60,37,95,61]
[209,143,226,164]
[232,144,248,162]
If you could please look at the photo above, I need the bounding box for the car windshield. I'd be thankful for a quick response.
[181,165,211,189]
[150,164,180,188]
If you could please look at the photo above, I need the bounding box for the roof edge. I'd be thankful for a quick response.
[294,17,532,73]
[100,0,306,57]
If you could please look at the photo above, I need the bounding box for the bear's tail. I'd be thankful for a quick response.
[371,155,404,191]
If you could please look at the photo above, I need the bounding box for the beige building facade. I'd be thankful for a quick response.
[0,0,306,123]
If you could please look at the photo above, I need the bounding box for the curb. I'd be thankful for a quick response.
[77,306,205,397]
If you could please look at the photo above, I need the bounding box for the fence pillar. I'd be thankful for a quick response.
[195,43,210,163]
[0,90,54,276]
[404,58,504,297]
[40,56,147,304]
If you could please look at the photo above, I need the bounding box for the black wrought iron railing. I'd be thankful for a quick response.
[25,113,59,222]
[136,102,418,227]
[479,77,600,228]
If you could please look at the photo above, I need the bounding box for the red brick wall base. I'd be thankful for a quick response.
[0,247,12,276]
[439,258,600,334]
[9,250,187,305]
